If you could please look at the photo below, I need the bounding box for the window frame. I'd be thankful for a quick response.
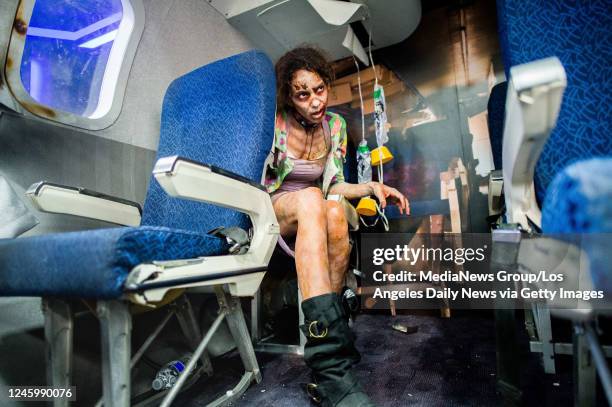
[4,0,145,130]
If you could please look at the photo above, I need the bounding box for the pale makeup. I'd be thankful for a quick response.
[290,69,328,124]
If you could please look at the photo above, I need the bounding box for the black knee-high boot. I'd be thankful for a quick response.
[300,293,375,406]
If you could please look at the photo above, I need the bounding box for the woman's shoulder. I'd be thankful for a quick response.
[275,110,287,125]
[324,111,345,122]
[324,111,346,135]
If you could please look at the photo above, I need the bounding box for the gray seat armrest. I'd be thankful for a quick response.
[127,156,279,302]
[502,57,566,230]
[26,181,142,226]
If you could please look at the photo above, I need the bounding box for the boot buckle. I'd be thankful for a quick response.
[306,383,322,404]
[308,320,328,338]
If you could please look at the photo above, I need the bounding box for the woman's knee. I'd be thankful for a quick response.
[325,201,348,238]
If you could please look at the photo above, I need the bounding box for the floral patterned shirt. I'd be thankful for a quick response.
[264,110,348,196]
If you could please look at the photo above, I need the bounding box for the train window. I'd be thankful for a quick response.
[5,0,144,129]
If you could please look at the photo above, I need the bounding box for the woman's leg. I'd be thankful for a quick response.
[272,187,332,299]
[325,201,350,293]
[272,189,374,406]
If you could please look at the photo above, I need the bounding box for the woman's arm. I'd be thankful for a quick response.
[326,113,409,214]
[328,181,410,215]
[327,182,371,200]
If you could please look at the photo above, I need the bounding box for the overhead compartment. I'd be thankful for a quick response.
[209,0,421,63]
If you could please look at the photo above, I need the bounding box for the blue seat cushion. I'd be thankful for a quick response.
[0,226,229,299]
[542,158,612,233]
[542,158,612,294]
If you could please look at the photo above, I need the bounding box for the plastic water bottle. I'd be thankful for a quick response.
[373,84,389,146]
[357,140,372,185]
[151,354,192,391]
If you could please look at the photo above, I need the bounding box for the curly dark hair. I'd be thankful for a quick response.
[275,46,335,112]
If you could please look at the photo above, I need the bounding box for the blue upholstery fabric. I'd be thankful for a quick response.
[141,50,276,235]
[487,82,507,170]
[542,159,612,233]
[496,0,612,203]
[542,158,612,294]
[0,227,229,299]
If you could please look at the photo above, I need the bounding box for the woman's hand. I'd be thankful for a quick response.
[368,182,410,215]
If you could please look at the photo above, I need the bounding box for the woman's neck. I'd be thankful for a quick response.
[285,112,329,160]
[290,110,321,131]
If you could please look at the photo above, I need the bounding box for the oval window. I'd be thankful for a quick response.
[5,0,144,129]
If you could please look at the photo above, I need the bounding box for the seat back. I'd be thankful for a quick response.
[496,0,612,204]
[141,50,276,234]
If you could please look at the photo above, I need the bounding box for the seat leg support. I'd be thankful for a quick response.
[175,295,213,375]
[534,304,556,374]
[495,308,522,405]
[523,308,537,340]
[533,303,555,374]
[250,288,263,343]
[574,324,596,407]
[217,288,261,384]
[43,298,73,407]
[98,301,131,407]
[492,229,522,405]
[584,323,612,405]
[207,287,263,406]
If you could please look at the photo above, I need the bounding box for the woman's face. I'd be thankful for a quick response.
[289,69,328,124]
